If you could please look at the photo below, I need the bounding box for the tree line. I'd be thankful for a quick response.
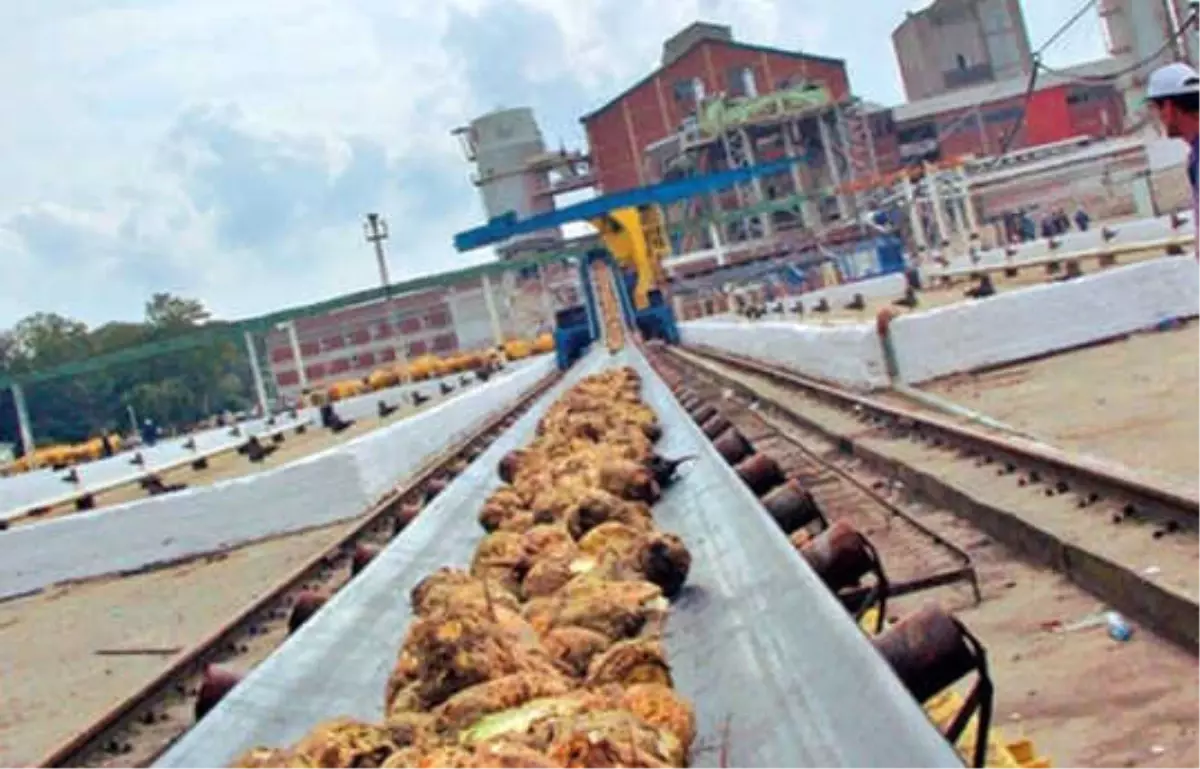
[0,293,256,451]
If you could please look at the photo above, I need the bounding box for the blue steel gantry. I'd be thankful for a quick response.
[453,157,813,368]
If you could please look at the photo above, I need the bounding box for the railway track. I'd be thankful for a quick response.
[655,343,1199,651]
[36,370,562,769]
[651,351,983,609]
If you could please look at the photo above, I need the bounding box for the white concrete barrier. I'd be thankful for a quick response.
[889,257,1200,384]
[681,319,890,390]
[0,358,555,600]
[345,357,555,500]
[685,257,1198,393]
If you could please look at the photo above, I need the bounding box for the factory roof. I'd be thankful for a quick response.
[580,35,845,124]
[886,58,1126,124]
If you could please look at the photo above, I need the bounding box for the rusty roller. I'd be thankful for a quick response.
[195,665,244,721]
[287,590,329,635]
[735,453,786,497]
[873,604,994,768]
[424,476,448,501]
[799,520,877,590]
[761,479,827,535]
[351,544,380,576]
[689,403,719,425]
[393,502,422,537]
[799,520,888,631]
[700,413,732,439]
[712,427,754,465]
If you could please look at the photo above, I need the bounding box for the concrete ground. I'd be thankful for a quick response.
[0,522,355,766]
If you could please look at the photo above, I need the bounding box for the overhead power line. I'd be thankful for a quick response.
[1035,0,1101,57]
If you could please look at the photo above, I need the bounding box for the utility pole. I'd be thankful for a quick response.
[363,213,408,376]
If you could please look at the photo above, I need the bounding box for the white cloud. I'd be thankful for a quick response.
[0,0,1107,327]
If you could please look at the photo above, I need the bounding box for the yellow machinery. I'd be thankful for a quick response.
[590,205,670,311]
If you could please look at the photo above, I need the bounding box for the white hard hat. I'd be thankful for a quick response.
[1147,62,1199,100]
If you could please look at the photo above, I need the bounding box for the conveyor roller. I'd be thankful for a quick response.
[156,347,960,768]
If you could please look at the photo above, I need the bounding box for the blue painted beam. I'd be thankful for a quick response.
[454,156,803,252]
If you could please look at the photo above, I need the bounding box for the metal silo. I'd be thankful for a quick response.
[454,107,562,258]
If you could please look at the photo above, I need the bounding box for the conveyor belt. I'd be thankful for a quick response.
[156,346,961,768]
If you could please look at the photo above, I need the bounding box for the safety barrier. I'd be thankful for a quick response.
[0,357,555,600]
[681,319,890,390]
[889,257,1200,384]
[681,257,1199,391]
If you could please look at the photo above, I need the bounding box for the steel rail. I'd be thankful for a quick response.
[681,344,1199,525]
[669,343,1199,651]
[36,369,561,768]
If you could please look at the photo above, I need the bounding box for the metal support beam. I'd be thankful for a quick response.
[480,274,505,347]
[782,124,818,229]
[902,175,928,251]
[818,115,849,222]
[244,330,270,417]
[709,223,729,266]
[537,264,556,330]
[11,383,35,462]
[925,163,950,246]
[285,322,308,391]
[959,168,979,234]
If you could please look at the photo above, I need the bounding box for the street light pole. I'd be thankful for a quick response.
[363,213,408,377]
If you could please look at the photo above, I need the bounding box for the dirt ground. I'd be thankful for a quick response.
[13,394,445,527]
[921,323,1199,490]
[672,348,1199,767]
[0,522,355,766]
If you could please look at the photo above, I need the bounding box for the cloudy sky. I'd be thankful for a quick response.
[0,0,1108,328]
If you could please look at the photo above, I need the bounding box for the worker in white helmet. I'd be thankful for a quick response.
[1147,62,1199,208]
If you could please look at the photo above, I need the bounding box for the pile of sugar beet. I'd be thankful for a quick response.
[235,366,697,768]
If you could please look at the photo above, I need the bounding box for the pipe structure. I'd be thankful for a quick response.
[10,383,35,464]
[243,330,270,417]
[480,274,505,347]
[284,322,308,391]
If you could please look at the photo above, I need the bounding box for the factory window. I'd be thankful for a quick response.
[300,341,320,357]
[276,371,300,387]
[358,352,376,368]
[375,322,392,339]
[408,340,428,357]
[399,317,421,334]
[673,79,694,103]
[727,66,758,98]
[305,364,326,380]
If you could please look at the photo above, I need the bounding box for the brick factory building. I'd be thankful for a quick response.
[580,22,851,195]
[262,262,580,400]
[884,59,1127,168]
[579,22,1127,221]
